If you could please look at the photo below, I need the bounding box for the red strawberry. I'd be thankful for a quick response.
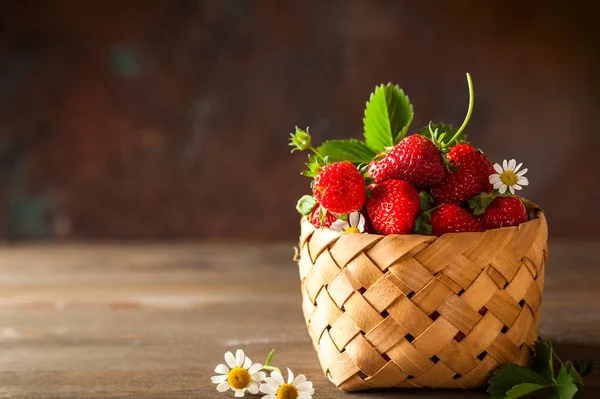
[369,135,446,188]
[430,144,494,205]
[366,179,420,235]
[430,204,485,236]
[309,206,337,228]
[313,161,366,214]
[478,197,528,229]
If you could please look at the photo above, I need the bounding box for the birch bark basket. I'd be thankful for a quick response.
[297,202,548,391]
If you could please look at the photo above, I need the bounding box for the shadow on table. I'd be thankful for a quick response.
[344,343,600,399]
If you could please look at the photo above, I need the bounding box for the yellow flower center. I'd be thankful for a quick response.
[277,383,299,399]
[227,367,251,390]
[500,170,518,186]
[344,226,360,234]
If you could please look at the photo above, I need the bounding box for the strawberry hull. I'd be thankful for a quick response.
[296,201,547,391]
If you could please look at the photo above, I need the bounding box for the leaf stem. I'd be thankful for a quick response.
[444,72,474,147]
[261,349,280,373]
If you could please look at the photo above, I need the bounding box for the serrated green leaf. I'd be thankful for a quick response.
[555,365,578,399]
[488,364,553,399]
[574,358,596,377]
[532,338,554,380]
[317,139,377,164]
[505,382,551,399]
[296,195,317,216]
[363,83,413,151]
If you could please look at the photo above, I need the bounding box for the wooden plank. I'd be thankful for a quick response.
[0,243,597,398]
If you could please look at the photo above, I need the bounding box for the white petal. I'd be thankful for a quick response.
[217,382,231,392]
[293,374,307,386]
[260,383,278,395]
[264,377,280,389]
[296,381,313,391]
[493,163,503,174]
[271,370,285,385]
[214,364,229,375]
[299,391,314,398]
[508,159,516,171]
[499,184,507,194]
[212,375,228,384]
[517,168,528,177]
[234,389,245,397]
[489,174,500,184]
[235,350,245,367]
[493,181,503,189]
[247,384,259,394]
[225,351,236,368]
[513,184,522,190]
[514,162,523,173]
[287,368,294,384]
[329,219,348,232]
[242,356,252,369]
[248,363,262,374]
[509,186,515,195]
[357,214,365,231]
[348,212,359,226]
[518,177,529,186]
[262,396,277,399]
[502,159,508,171]
[252,371,266,382]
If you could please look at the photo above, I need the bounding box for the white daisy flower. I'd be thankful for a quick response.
[330,211,365,234]
[260,368,314,399]
[489,159,529,195]
[211,349,266,397]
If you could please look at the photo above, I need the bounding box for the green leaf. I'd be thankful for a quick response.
[574,358,596,377]
[505,382,552,399]
[296,195,317,216]
[555,365,578,399]
[419,191,435,211]
[317,139,377,164]
[532,338,554,380]
[565,362,584,387]
[468,192,499,216]
[488,364,553,399]
[363,83,413,151]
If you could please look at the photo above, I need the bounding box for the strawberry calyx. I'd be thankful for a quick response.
[413,192,438,235]
[468,191,518,216]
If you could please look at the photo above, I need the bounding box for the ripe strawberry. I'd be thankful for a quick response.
[369,135,446,188]
[430,204,484,236]
[309,206,337,228]
[430,144,494,205]
[366,179,420,235]
[477,197,528,229]
[313,161,366,214]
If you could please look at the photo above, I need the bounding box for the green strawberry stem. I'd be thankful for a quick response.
[442,72,474,148]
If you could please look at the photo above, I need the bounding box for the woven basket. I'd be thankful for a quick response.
[297,203,547,391]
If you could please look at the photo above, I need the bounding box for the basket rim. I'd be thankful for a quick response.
[302,199,545,239]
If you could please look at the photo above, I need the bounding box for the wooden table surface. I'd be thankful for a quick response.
[0,242,599,398]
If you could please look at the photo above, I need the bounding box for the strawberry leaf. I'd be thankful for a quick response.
[363,83,413,151]
[532,338,554,380]
[296,195,317,216]
[574,358,596,377]
[554,365,578,399]
[505,383,553,399]
[488,364,554,399]
[317,139,377,164]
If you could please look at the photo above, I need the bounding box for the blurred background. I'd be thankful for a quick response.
[0,0,597,241]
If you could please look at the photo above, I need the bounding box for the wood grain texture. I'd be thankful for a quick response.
[0,242,598,398]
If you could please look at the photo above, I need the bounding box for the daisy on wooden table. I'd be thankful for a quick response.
[212,349,266,397]
[489,159,529,195]
[260,368,314,399]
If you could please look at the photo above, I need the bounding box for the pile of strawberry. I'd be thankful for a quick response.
[291,74,530,236]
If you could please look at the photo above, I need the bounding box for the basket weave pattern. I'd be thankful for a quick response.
[297,209,548,391]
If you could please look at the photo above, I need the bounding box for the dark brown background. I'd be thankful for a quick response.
[0,0,598,241]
